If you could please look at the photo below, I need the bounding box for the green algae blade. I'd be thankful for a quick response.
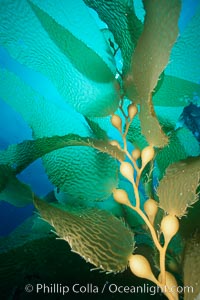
[124,0,181,147]
[34,197,135,273]
[157,157,200,218]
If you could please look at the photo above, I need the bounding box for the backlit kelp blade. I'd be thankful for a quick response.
[127,114,149,150]
[0,0,119,117]
[83,0,143,74]
[153,75,200,106]
[28,0,116,82]
[166,5,200,83]
[0,131,125,207]
[84,117,109,141]
[34,197,135,273]
[156,127,200,179]
[157,156,200,217]
[0,134,125,175]
[124,0,181,147]
[0,70,119,202]
[0,164,33,207]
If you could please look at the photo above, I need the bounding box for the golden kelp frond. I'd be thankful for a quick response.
[157,157,200,217]
[139,97,168,147]
[34,197,135,273]
[126,0,181,98]
[83,0,143,74]
[183,233,200,300]
[126,106,191,154]
[124,0,181,147]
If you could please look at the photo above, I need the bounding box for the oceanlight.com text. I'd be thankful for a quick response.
[24,282,194,296]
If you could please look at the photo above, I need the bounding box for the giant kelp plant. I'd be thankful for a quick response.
[0,0,200,299]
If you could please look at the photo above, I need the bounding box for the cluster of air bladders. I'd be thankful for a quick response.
[111,102,179,300]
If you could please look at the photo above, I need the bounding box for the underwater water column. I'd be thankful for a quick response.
[0,0,200,300]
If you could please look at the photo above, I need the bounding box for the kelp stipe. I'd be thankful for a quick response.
[31,98,199,300]
[110,102,180,300]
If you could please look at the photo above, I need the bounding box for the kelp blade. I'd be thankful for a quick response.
[157,157,200,217]
[34,197,135,273]
[0,69,120,202]
[124,0,181,147]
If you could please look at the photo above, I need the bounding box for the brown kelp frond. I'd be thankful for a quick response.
[34,196,135,273]
[139,97,169,148]
[125,0,181,99]
[157,156,200,217]
[124,0,181,147]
